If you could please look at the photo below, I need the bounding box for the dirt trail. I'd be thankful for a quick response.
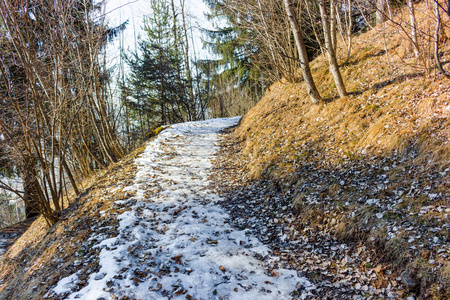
[45,118,313,300]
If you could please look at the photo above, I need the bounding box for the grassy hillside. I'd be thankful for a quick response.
[0,146,144,299]
[230,2,450,298]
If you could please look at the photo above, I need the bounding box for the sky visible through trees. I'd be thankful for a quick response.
[105,0,216,66]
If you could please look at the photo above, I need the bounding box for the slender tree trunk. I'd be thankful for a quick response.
[62,159,79,196]
[330,0,338,53]
[376,0,387,26]
[343,0,353,66]
[407,0,420,59]
[170,0,186,122]
[318,0,348,98]
[180,0,195,121]
[283,0,321,104]
[284,0,322,104]
[434,0,450,78]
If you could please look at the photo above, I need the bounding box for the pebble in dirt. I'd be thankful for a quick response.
[48,117,314,300]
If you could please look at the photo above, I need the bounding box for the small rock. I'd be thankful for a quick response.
[401,270,418,289]
[94,273,106,280]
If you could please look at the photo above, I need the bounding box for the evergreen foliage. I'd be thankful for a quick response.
[121,0,208,144]
[202,1,268,117]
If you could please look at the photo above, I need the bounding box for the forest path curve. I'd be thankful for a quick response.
[47,117,313,300]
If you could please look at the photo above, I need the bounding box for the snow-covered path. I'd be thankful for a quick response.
[49,118,313,300]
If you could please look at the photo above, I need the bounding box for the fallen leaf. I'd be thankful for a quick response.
[219,266,226,273]
[174,289,186,296]
[270,270,279,277]
[373,264,387,274]
[171,254,183,264]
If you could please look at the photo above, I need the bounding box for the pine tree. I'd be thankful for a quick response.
[123,0,196,142]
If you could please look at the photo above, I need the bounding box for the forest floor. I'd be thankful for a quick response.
[212,126,449,300]
[42,117,316,300]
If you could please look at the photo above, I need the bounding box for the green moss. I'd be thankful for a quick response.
[152,126,165,136]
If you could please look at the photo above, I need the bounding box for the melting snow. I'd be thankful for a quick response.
[48,117,313,299]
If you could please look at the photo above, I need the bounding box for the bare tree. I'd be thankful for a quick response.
[284,0,322,104]
[0,0,124,225]
[318,0,348,98]
[180,0,196,122]
[341,0,353,66]
[434,0,450,78]
[377,0,388,25]
[407,0,420,59]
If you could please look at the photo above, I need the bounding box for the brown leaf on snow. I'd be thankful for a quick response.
[132,277,141,286]
[219,266,226,273]
[174,289,187,296]
[269,270,279,277]
[171,254,183,264]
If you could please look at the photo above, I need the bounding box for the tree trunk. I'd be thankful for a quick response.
[376,0,387,26]
[180,0,195,121]
[330,0,338,53]
[434,0,450,78]
[407,0,420,59]
[318,0,348,98]
[170,0,186,122]
[343,0,353,66]
[283,0,321,104]
[23,167,39,219]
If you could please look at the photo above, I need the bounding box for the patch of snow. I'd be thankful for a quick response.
[50,273,79,295]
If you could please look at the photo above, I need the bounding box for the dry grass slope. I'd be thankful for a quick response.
[232,1,450,298]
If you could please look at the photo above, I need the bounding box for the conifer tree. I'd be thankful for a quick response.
[124,0,185,137]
